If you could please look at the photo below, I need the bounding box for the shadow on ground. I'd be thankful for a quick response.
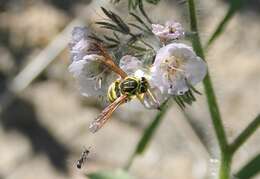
[0,96,70,174]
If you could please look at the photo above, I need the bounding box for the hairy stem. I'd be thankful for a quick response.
[219,153,232,179]
[187,0,230,178]
[187,0,228,152]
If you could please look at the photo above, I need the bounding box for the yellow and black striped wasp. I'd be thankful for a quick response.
[69,27,161,133]
[88,48,161,133]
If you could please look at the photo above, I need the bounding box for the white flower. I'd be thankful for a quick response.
[69,54,112,97]
[151,43,207,95]
[152,20,185,41]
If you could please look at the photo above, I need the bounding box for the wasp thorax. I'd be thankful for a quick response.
[120,77,139,95]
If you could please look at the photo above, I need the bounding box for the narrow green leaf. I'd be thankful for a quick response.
[125,102,169,169]
[136,102,168,154]
[103,35,120,43]
[87,169,134,179]
[113,32,120,41]
[138,0,152,23]
[96,21,121,32]
[106,44,119,49]
[206,0,246,48]
[88,34,104,43]
[128,23,149,33]
[101,7,114,20]
[130,12,151,32]
[128,44,147,51]
[99,25,126,34]
[107,11,129,32]
[185,78,202,95]
[145,0,160,5]
[111,0,121,4]
[186,90,196,101]
[230,114,260,154]
[129,0,140,10]
[236,153,260,179]
[180,93,193,105]
[100,7,130,34]
[128,0,133,10]
[174,96,185,110]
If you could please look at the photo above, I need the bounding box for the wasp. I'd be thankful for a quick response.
[76,147,90,169]
[88,46,160,133]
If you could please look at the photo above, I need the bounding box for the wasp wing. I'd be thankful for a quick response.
[89,95,128,133]
[98,45,127,79]
[138,86,169,110]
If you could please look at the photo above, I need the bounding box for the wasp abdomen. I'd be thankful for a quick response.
[108,80,121,103]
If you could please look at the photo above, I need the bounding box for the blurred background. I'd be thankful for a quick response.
[0,0,260,179]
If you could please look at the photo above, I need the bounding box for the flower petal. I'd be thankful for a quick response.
[69,54,116,97]
[119,55,143,75]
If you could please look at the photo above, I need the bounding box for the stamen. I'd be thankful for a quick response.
[95,77,102,90]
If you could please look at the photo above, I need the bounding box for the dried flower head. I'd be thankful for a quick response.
[151,43,207,95]
[152,20,185,41]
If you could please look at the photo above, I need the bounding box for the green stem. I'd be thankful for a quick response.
[219,153,232,179]
[230,114,260,154]
[187,0,228,152]
[203,74,229,152]
[205,0,246,49]
[187,0,231,178]
[129,33,154,50]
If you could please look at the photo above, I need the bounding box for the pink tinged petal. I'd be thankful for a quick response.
[152,21,185,41]
[71,27,88,43]
[119,55,143,75]
[69,27,89,61]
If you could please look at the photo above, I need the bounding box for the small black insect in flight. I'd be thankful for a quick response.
[76,147,90,169]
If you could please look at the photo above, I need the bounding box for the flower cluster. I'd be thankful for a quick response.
[69,20,207,107]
